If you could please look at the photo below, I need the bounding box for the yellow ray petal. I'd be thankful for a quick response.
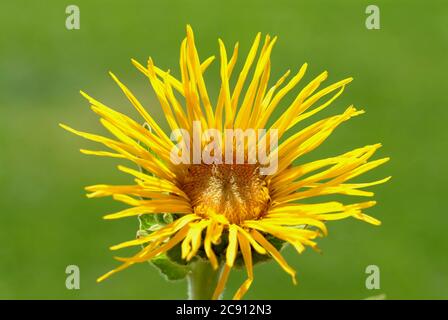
[179,38,195,124]
[80,149,125,159]
[288,84,346,129]
[212,264,231,300]
[162,71,191,131]
[235,36,277,129]
[117,165,188,198]
[226,225,239,267]
[116,224,191,263]
[61,122,176,180]
[78,91,176,168]
[103,202,191,220]
[250,60,271,124]
[186,25,215,128]
[95,118,177,180]
[132,58,184,96]
[145,59,180,131]
[200,55,216,73]
[132,55,215,98]
[97,260,135,283]
[246,221,320,249]
[108,72,172,146]
[285,77,353,131]
[250,230,297,284]
[186,220,209,261]
[252,218,328,236]
[230,33,261,114]
[110,214,199,250]
[344,158,391,181]
[181,231,193,259]
[255,63,308,129]
[218,39,233,129]
[233,231,254,300]
[204,221,219,269]
[275,156,389,203]
[352,212,381,226]
[271,144,383,197]
[98,225,190,282]
[85,184,177,200]
[85,97,172,157]
[215,42,239,131]
[302,176,391,198]
[277,106,365,172]
[234,225,266,255]
[272,71,329,137]
[268,201,345,215]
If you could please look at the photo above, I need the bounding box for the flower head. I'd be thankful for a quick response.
[61,25,389,299]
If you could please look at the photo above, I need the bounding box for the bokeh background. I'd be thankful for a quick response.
[1,0,447,299]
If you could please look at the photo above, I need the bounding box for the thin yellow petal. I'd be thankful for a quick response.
[204,221,219,269]
[110,214,199,250]
[233,231,254,300]
[108,72,172,146]
[212,264,231,300]
[250,230,297,284]
[226,225,238,267]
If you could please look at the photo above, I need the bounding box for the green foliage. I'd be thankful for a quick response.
[150,254,189,281]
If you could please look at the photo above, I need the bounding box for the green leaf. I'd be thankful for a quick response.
[150,253,190,281]
[138,212,158,231]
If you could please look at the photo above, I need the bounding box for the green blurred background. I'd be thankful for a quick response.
[1,0,447,299]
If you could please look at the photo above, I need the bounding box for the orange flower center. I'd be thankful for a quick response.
[182,164,271,224]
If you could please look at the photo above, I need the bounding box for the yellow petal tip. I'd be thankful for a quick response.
[79,90,90,100]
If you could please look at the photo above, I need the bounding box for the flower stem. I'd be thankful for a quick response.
[187,259,223,300]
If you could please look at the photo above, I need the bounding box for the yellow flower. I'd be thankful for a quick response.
[61,25,390,300]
